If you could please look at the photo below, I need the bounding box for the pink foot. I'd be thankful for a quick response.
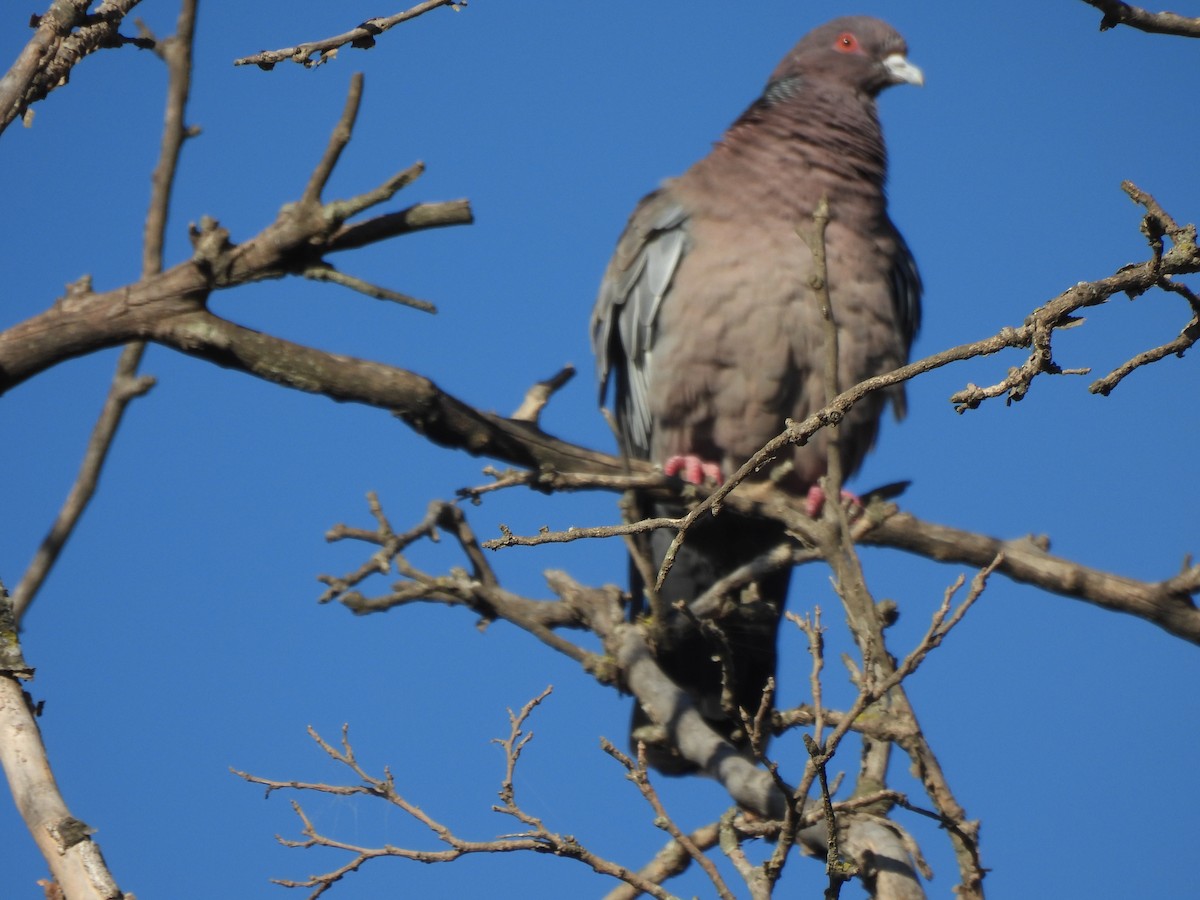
[804,485,862,517]
[663,455,724,486]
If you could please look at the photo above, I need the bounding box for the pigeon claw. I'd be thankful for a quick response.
[804,484,862,517]
[663,455,724,486]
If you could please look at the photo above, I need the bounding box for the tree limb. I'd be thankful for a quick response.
[1080,0,1200,37]
[861,512,1200,643]
[234,693,683,900]
[0,586,127,898]
[0,0,148,135]
[233,0,467,69]
[13,0,198,625]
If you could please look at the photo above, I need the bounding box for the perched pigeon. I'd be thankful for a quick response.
[591,17,923,773]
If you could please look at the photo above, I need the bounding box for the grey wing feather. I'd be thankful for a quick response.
[591,190,691,459]
[886,223,922,420]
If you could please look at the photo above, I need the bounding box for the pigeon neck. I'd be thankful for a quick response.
[714,83,889,196]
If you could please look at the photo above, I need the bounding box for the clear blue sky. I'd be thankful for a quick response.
[2,2,1198,897]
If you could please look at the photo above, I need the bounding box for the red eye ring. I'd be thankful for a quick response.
[834,32,860,54]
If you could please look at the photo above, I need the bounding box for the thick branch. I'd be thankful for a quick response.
[862,512,1200,643]
[0,2,90,132]
[0,0,146,135]
[2,186,1193,514]
[0,192,472,398]
[0,589,126,898]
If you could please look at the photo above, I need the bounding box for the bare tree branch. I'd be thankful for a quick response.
[320,483,1009,897]
[601,823,720,900]
[302,72,364,204]
[861,511,1200,643]
[0,160,1191,541]
[5,5,198,891]
[11,345,154,623]
[512,365,577,423]
[3,5,1197,895]
[303,263,437,312]
[141,5,196,276]
[601,741,737,900]
[13,0,198,625]
[0,0,148,135]
[803,733,858,896]
[0,585,127,898]
[233,0,467,69]
[234,691,683,900]
[1080,0,1200,37]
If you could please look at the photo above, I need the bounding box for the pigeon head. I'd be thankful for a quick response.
[768,16,923,97]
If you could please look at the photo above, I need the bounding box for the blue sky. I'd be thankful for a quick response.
[2,2,1198,897]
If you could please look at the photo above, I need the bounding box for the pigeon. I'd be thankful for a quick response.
[591,17,923,773]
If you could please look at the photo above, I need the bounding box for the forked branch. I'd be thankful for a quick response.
[234,690,681,900]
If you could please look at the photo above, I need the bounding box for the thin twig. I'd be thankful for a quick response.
[601,740,736,900]
[805,194,846,508]
[1091,275,1200,394]
[11,346,154,622]
[235,690,680,899]
[12,0,199,623]
[303,73,363,204]
[793,609,827,745]
[234,1,467,69]
[484,515,684,550]
[303,264,437,312]
[804,733,858,897]
[601,823,720,900]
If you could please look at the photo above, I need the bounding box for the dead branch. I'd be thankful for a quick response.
[794,193,910,885]
[511,365,577,423]
[5,8,200,891]
[1080,0,1200,36]
[1091,273,1200,394]
[803,733,858,894]
[0,586,127,899]
[316,487,957,897]
[0,0,149,135]
[534,486,1200,645]
[861,511,1200,644]
[234,691,681,900]
[479,482,1200,647]
[233,0,466,69]
[601,823,721,900]
[601,740,737,900]
[0,77,472,404]
[9,5,1195,898]
[11,345,153,623]
[13,0,199,625]
[1,185,1193,529]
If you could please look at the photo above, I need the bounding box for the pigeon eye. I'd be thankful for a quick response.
[834,32,860,53]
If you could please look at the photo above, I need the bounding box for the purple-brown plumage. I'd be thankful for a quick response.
[592,17,922,773]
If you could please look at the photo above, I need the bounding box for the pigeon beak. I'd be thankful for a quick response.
[882,53,924,87]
